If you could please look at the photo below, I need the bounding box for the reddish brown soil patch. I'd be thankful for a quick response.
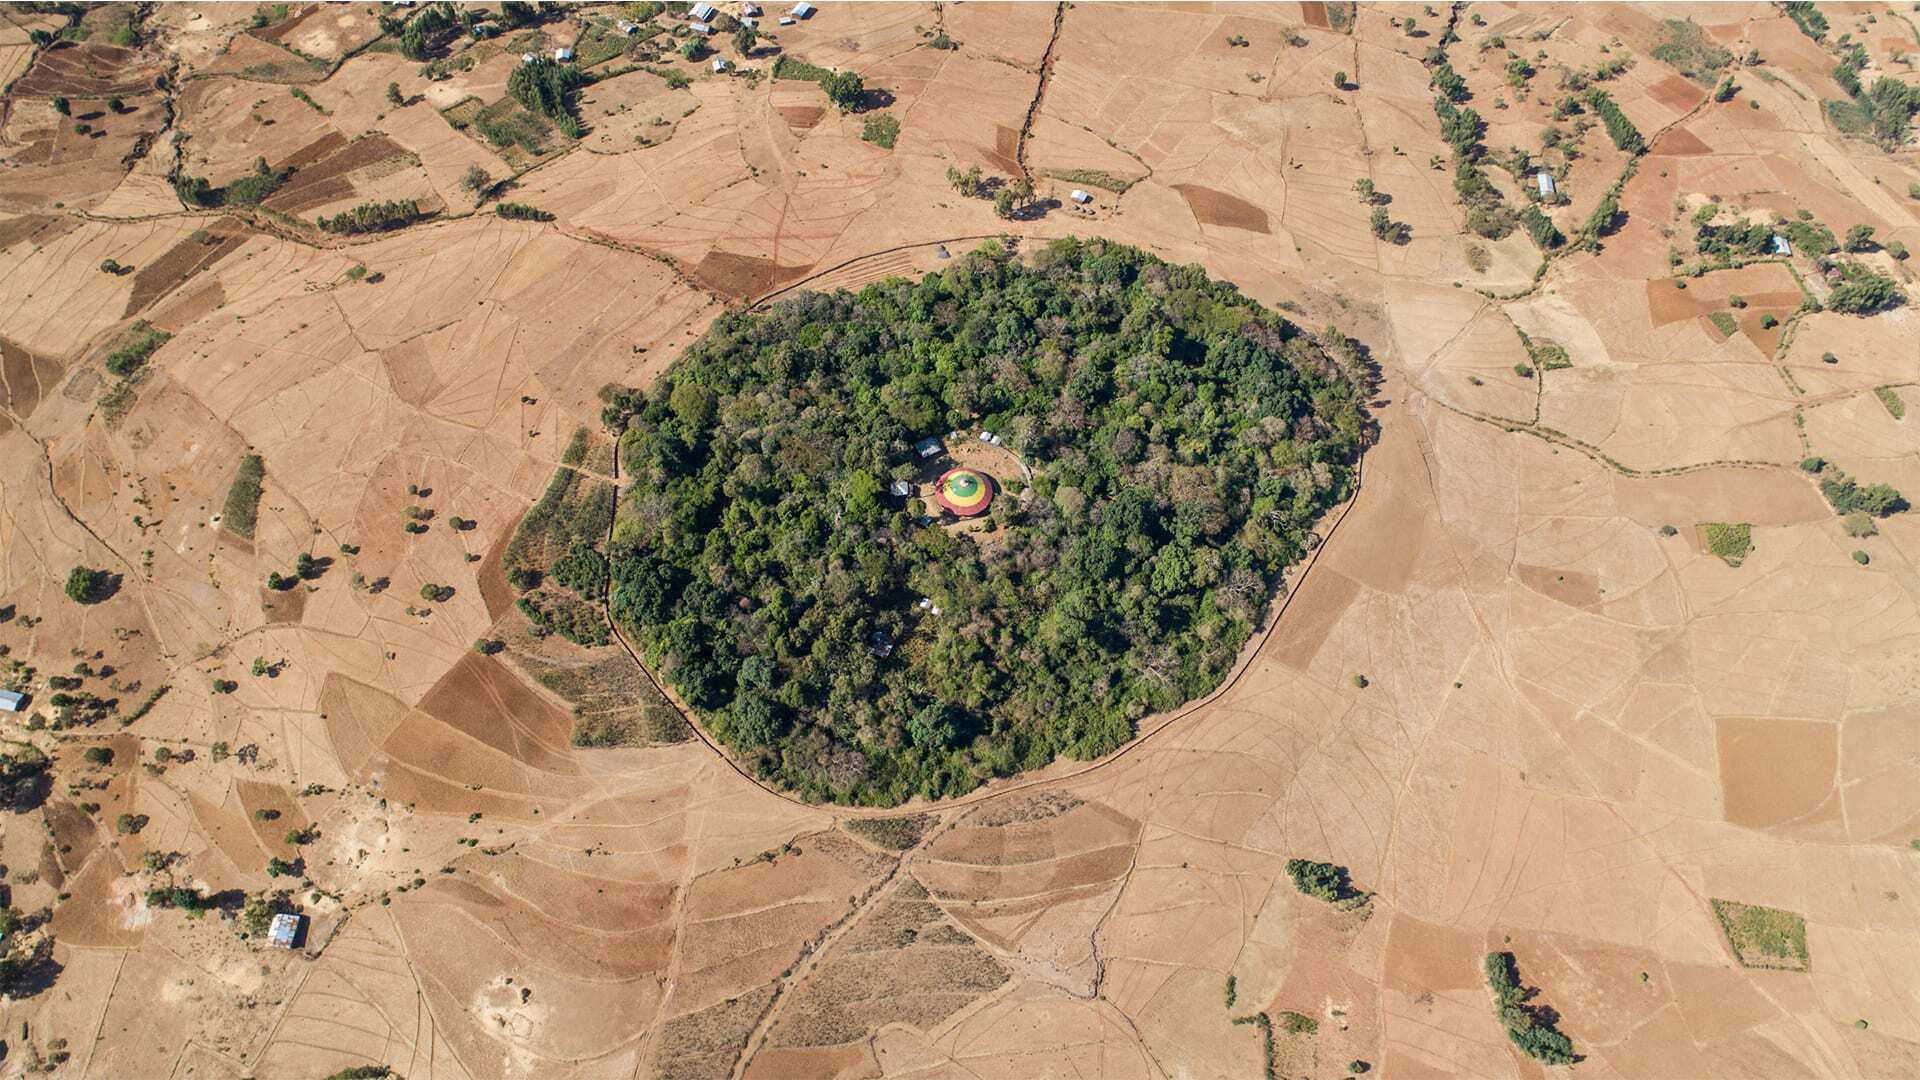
[236,779,308,858]
[259,584,307,625]
[1648,74,1707,112]
[694,251,813,300]
[1173,183,1271,233]
[1300,2,1331,29]
[0,337,63,420]
[125,220,252,319]
[778,105,826,130]
[46,799,100,875]
[1716,716,1838,830]
[248,7,321,46]
[318,673,413,778]
[416,652,578,771]
[1268,567,1360,670]
[1646,279,1707,326]
[1654,126,1711,156]
[1516,564,1601,610]
[477,524,515,623]
[263,134,411,215]
[150,280,227,329]
[0,213,75,250]
[12,43,161,98]
[987,124,1019,175]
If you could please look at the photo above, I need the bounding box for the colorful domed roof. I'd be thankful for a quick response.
[934,467,994,517]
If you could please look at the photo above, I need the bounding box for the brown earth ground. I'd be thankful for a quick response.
[0,4,1917,1080]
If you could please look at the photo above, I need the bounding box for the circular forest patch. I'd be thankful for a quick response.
[611,240,1370,804]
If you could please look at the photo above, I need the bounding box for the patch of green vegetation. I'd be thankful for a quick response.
[104,321,170,378]
[1710,898,1809,970]
[844,814,934,850]
[507,465,613,587]
[1285,858,1369,907]
[1485,951,1576,1065]
[508,55,586,134]
[860,112,900,149]
[1706,309,1738,338]
[561,425,590,466]
[1702,522,1752,566]
[222,455,266,540]
[517,590,609,646]
[1278,1011,1318,1036]
[1875,386,1907,419]
[316,200,422,235]
[222,156,291,207]
[1042,168,1138,194]
[772,55,833,82]
[1650,18,1733,83]
[497,201,556,222]
[1817,465,1907,517]
[1586,89,1644,152]
[1516,329,1571,371]
[1827,262,1905,315]
[609,238,1369,806]
[289,87,325,113]
[470,97,554,155]
[1784,1,1828,40]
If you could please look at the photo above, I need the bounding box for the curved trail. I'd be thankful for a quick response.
[600,399,1369,820]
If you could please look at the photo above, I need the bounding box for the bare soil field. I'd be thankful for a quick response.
[0,3,1917,1079]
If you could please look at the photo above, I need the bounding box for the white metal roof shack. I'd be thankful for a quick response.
[554,47,574,61]
[690,2,718,20]
[712,57,730,72]
[1772,235,1792,256]
[1535,172,1555,196]
[791,1,815,17]
[690,20,712,33]
[778,15,795,24]
[0,690,23,713]
[267,912,303,949]
[1070,189,1091,204]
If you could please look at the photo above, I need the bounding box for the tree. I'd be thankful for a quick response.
[733,25,757,56]
[462,163,492,197]
[1332,70,1348,90]
[993,188,1017,218]
[387,81,404,106]
[64,566,106,604]
[1353,177,1375,203]
[1844,224,1877,252]
[822,70,865,112]
[945,163,982,197]
[51,97,68,116]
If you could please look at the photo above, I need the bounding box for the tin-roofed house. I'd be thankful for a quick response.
[267,912,304,950]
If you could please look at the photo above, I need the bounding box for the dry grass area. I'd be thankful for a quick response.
[0,3,1918,1079]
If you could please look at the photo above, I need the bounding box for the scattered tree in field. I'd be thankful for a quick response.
[1485,952,1577,1065]
[387,82,404,106]
[822,69,865,112]
[1333,69,1348,90]
[65,567,108,604]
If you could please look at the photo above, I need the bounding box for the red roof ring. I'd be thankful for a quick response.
[934,467,994,517]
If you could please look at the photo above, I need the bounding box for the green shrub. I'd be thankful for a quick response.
[1710,898,1809,969]
[104,321,171,378]
[1703,522,1752,565]
[1706,310,1738,338]
[65,566,108,604]
[222,454,266,539]
[317,200,422,234]
[497,202,555,221]
[860,112,900,149]
[1485,952,1576,1065]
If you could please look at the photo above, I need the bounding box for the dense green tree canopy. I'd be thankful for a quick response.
[610,239,1369,805]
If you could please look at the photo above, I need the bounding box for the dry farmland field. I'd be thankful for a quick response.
[2,2,1920,1078]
